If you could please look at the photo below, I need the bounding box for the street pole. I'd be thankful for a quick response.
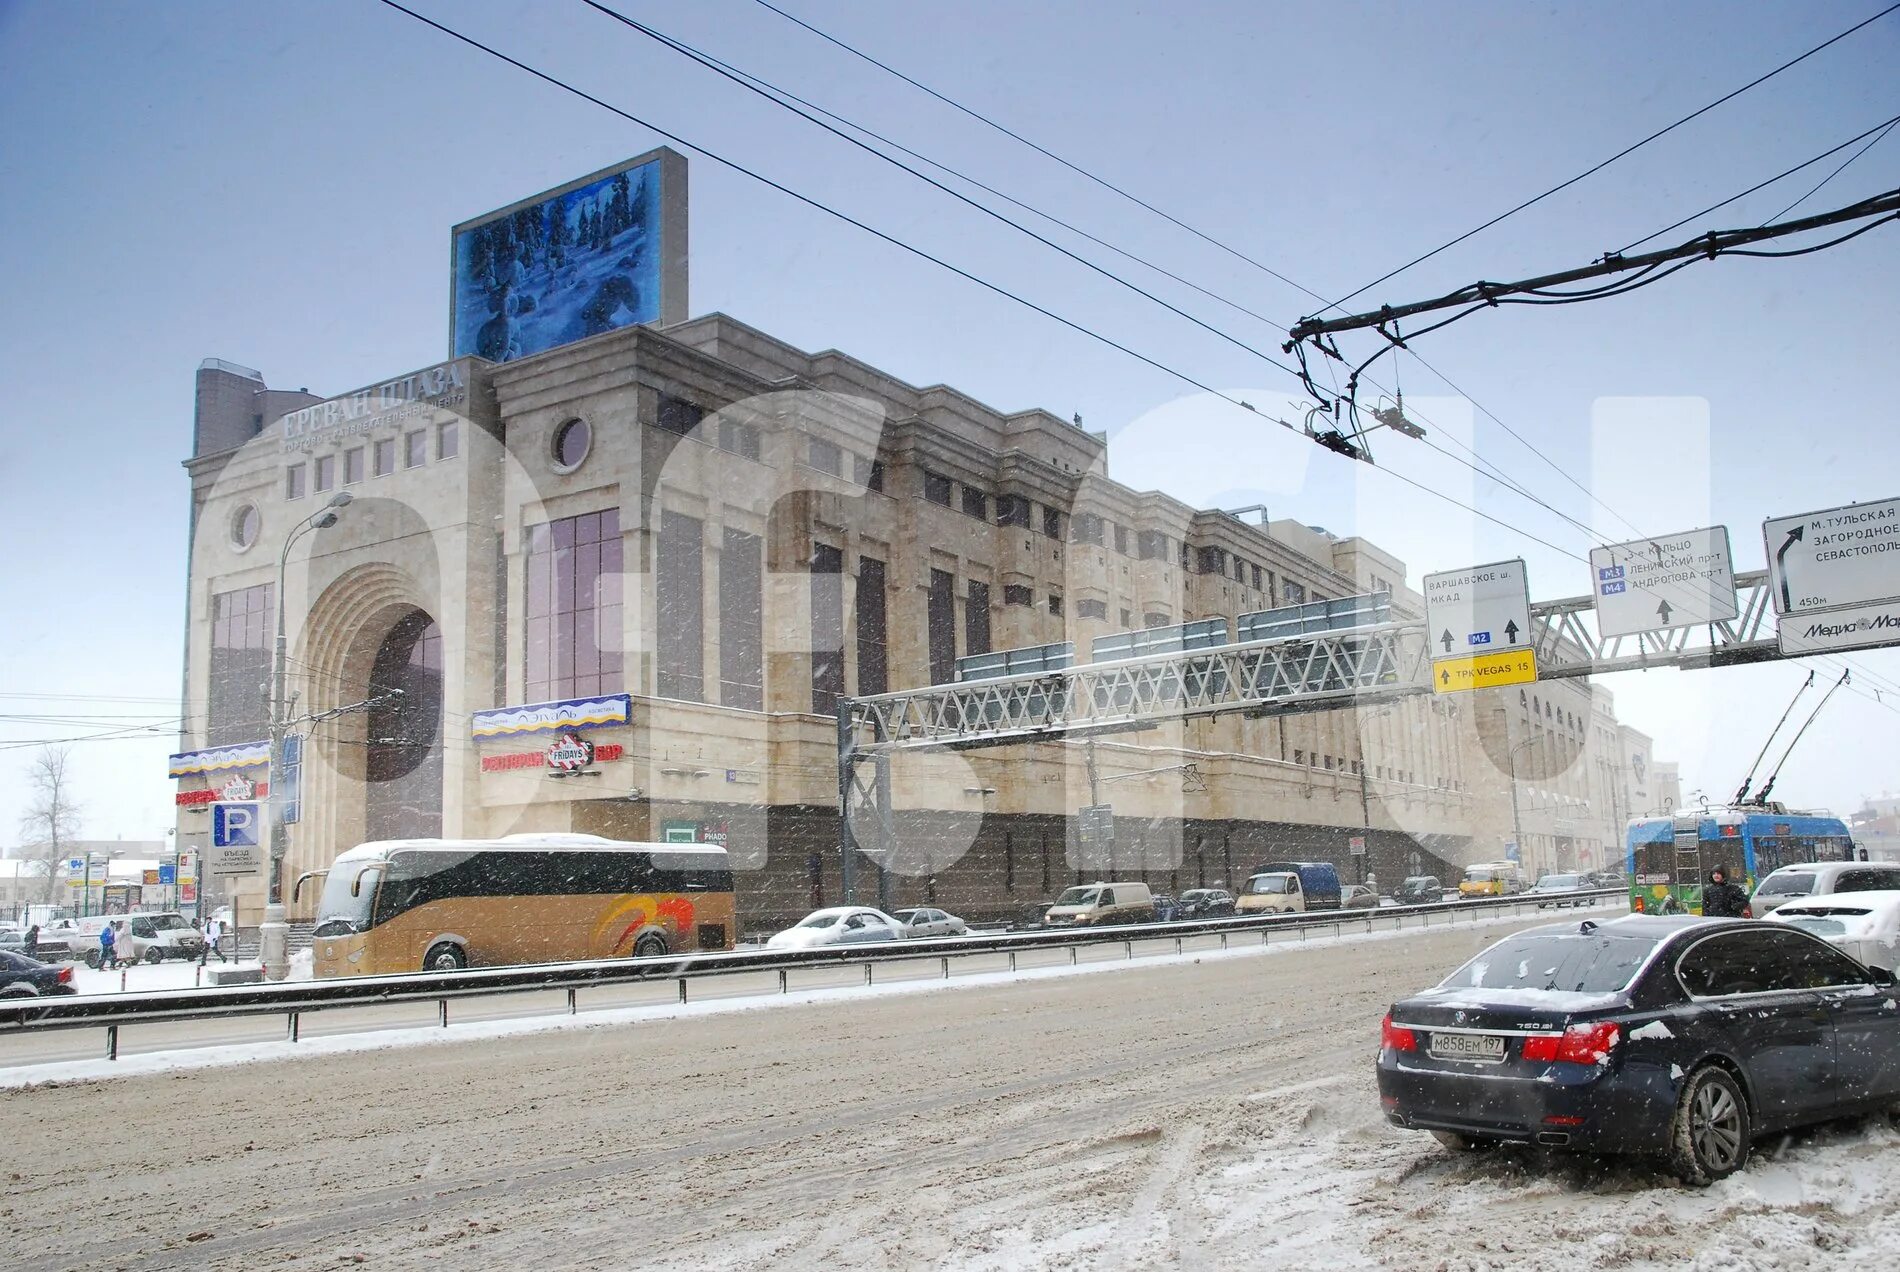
[1509,745,1527,873]
[261,493,350,981]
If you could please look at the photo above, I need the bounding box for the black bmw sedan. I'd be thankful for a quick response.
[1377,915,1900,1184]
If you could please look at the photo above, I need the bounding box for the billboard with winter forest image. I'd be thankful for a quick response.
[451,148,688,364]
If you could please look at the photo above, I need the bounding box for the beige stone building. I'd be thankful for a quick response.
[173,314,1659,930]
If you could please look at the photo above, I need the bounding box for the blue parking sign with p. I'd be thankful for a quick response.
[213,802,261,848]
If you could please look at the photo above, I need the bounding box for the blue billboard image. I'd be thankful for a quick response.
[453,156,665,364]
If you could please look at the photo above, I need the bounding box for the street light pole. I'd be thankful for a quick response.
[261,492,351,981]
[1508,737,1534,875]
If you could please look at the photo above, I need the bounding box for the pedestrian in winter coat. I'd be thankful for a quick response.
[1702,868,1751,918]
[202,917,227,964]
[22,924,38,956]
[98,921,117,969]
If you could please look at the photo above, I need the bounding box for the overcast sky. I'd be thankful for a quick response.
[2,0,1897,844]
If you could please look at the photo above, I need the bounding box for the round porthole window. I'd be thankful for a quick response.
[552,417,592,471]
[231,503,260,551]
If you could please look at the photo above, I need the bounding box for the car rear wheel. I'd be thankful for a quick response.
[144,948,163,964]
[1668,1065,1750,1186]
[1430,1130,1497,1152]
[423,942,467,972]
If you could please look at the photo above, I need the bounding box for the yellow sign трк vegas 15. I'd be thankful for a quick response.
[1432,649,1538,694]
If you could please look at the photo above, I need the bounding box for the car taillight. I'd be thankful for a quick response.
[1632,896,1645,913]
[1522,1022,1621,1064]
[1742,904,1753,918]
[1381,1012,1417,1052]
[56,966,73,984]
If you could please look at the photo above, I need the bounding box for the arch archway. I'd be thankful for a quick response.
[364,608,443,841]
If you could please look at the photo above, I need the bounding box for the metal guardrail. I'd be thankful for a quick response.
[0,890,1622,1060]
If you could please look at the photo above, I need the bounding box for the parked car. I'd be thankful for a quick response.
[1393,876,1442,906]
[1767,889,1900,972]
[1174,889,1236,919]
[0,949,77,998]
[764,907,905,949]
[1751,861,1900,916]
[1151,894,1181,921]
[1378,914,1900,1184]
[0,923,26,954]
[1341,885,1379,910]
[1011,900,1055,931]
[1043,882,1156,927]
[1528,873,1591,907]
[1236,871,1306,915]
[891,907,968,938]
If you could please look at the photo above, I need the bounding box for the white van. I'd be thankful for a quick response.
[1043,882,1156,927]
[49,913,206,965]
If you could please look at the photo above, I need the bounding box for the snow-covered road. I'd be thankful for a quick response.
[5,906,1898,1271]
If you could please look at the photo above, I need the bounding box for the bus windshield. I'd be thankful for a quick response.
[315,862,383,933]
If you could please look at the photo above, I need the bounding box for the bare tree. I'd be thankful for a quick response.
[18,746,82,904]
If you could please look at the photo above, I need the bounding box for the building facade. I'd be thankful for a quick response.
[174,314,1663,930]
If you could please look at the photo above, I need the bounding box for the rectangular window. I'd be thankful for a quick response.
[718,419,761,460]
[1120,609,1132,627]
[207,584,272,747]
[811,543,845,714]
[1113,523,1129,555]
[1144,611,1170,628]
[853,454,885,492]
[405,430,427,469]
[1198,546,1225,575]
[343,447,364,484]
[856,556,888,697]
[961,486,989,520]
[966,581,992,656]
[1048,593,1063,617]
[1078,599,1107,620]
[1137,530,1168,561]
[719,529,763,710]
[1233,556,1247,583]
[996,494,1031,528]
[1042,507,1064,539]
[924,472,953,507]
[285,464,306,500]
[657,394,704,437]
[372,438,395,477]
[1283,580,1307,604]
[1071,513,1103,546]
[808,438,844,476]
[927,569,957,684]
[313,455,335,491]
[437,421,459,460]
[1294,749,1305,766]
[655,511,705,702]
[1003,584,1033,607]
[1179,540,1192,569]
[1251,564,1263,591]
[525,509,623,703]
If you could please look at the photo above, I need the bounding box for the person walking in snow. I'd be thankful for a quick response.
[1702,868,1750,918]
[98,920,118,969]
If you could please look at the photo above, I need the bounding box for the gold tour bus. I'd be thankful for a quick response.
[305,833,736,976]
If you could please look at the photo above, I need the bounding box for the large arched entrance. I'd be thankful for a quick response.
[364,608,444,841]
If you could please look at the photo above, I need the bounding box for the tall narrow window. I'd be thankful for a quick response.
[372,438,396,477]
[525,509,623,703]
[343,446,364,484]
[207,584,272,747]
[437,421,459,460]
[924,472,953,507]
[961,487,989,520]
[966,580,992,656]
[285,464,306,500]
[927,569,957,684]
[656,510,705,702]
[314,455,335,491]
[811,543,845,714]
[720,528,763,710]
[856,556,888,697]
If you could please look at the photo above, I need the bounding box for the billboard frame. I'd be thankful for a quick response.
[448,146,689,361]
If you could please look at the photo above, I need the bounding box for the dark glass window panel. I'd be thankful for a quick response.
[996,495,1030,528]
[285,464,305,500]
[810,543,845,714]
[1078,599,1107,620]
[856,556,887,697]
[1043,507,1063,539]
[554,418,591,468]
[1003,584,1033,607]
[961,487,989,520]
[721,529,764,711]
[927,569,956,684]
[207,583,272,746]
[924,472,953,506]
[373,438,395,477]
[657,510,705,702]
[965,581,991,656]
[657,394,705,437]
[405,430,427,468]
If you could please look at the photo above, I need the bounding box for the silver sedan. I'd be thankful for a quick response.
[891,907,970,938]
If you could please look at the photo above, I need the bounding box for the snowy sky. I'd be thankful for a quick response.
[1,0,1897,842]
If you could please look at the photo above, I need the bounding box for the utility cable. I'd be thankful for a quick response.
[1620,110,1900,253]
[580,0,1303,378]
[1323,2,1900,311]
[746,0,1322,306]
[1763,117,1899,223]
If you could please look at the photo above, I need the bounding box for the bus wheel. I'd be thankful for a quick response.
[633,933,668,958]
[423,942,467,972]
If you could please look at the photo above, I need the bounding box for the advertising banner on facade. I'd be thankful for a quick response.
[451,148,687,364]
